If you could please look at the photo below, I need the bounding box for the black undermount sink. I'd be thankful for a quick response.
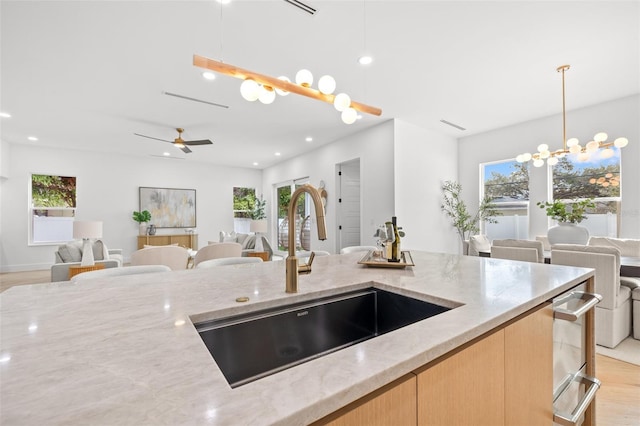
[195,287,452,388]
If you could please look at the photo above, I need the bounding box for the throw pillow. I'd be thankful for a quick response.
[236,233,249,246]
[219,231,237,243]
[469,235,491,256]
[57,242,83,262]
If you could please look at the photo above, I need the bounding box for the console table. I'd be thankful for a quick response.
[137,234,198,250]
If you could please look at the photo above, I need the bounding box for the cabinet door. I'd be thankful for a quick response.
[313,373,416,426]
[416,330,505,426]
[505,303,553,425]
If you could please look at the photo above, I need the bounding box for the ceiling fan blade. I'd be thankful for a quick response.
[183,139,213,146]
[180,145,192,154]
[134,133,172,143]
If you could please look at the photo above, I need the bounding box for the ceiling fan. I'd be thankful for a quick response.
[134,128,213,154]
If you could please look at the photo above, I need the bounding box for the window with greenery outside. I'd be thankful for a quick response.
[482,160,529,240]
[31,174,77,244]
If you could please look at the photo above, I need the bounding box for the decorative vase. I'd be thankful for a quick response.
[147,224,156,236]
[547,222,589,246]
[139,223,147,236]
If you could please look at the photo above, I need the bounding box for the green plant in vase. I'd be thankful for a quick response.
[133,210,152,236]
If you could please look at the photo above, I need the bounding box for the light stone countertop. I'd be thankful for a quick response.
[0,251,594,425]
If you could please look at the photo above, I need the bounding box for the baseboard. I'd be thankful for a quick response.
[0,263,52,273]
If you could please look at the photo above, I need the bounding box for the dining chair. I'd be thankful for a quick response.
[491,246,539,263]
[193,242,242,268]
[491,239,545,263]
[130,245,190,270]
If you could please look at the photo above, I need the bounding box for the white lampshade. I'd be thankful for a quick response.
[333,93,351,112]
[341,107,357,124]
[250,219,268,233]
[240,79,260,101]
[73,221,103,239]
[318,75,336,95]
[295,69,313,87]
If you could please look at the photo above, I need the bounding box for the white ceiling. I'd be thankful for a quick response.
[1,1,638,169]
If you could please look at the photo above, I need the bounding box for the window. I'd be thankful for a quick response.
[550,148,622,237]
[276,178,309,252]
[481,160,530,240]
[233,187,256,233]
[30,174,76,244]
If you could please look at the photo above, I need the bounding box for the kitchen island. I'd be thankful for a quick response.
[0,251,594,425]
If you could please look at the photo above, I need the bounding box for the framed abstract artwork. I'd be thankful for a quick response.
[139,187,196,228]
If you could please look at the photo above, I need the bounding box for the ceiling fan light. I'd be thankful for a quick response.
[593,132,608,142]
[240,79,260,101]
[341,107,357,124]
[614,137,628,148]
[275,76,291,96]
[318,75,336,95]
[295,69,313,87]
[334,93,351,112]
[174,141,185,148]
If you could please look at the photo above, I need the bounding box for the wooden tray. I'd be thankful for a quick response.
[357,250,415,268]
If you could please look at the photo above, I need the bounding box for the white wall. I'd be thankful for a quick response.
[262,120,396,254]
[0,144,261,272]
[394,120,459,254]
[458,95,640,240]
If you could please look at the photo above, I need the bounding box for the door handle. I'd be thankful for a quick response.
[553,291,602,322]
[553,373,601,426]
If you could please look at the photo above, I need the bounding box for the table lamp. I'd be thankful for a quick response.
[250,219,268,252]
[73,220,103,266]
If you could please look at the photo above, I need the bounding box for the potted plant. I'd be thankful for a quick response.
[132,210,151,236]
[440,181,501,254]
[537,198,595,245]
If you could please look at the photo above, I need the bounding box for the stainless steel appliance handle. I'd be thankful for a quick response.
[553,374,601,426]
[553,291,602,322]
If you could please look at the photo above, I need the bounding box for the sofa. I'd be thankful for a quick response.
[217,232,273,260]
[51,240,123,282]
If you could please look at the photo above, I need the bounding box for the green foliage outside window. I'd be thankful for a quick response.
[32,174,76,208]
[552,157,620,200]
[233,187,257,219]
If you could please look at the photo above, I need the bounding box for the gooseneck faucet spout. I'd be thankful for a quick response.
[286,184,327,293]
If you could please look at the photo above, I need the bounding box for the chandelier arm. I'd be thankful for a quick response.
[193,54,382,116]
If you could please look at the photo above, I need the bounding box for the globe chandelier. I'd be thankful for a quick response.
[516,65,629,167]
[193,54,382,124]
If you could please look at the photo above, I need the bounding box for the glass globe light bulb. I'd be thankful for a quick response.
[240,79,260,102]
[258,86,276,104]
[540,150,550,159]
[318,75,336,95]
[593,132,608,142]
[614,137,628,148]
[577,152,590,162]
[569,144,581,154]
[341,107,357,124]
[516,155,524,163]
[295,69,313,87]
[586,141,599,153]
[275,76,291,96]
[533,159,544,168]
[566,138,579,147]
[547,157,559,166]
[522,153,532,162]
[537,144,549,152]
[334,93,351,112]
[600,148,614,159]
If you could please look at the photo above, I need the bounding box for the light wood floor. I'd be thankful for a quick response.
[2,270,639,425]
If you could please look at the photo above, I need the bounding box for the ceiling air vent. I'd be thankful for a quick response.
[283,0,316,15]
[162,91,229,109]
[440,119,466,131]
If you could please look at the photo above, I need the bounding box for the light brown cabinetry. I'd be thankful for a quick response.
[318,303,553,426]
[312,374,417,426]
[137,234,198,250]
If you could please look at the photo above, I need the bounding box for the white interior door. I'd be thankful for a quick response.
[337,159,361,252]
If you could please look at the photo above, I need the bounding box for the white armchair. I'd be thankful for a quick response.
[51,240,123,282]
[551,244,632,348]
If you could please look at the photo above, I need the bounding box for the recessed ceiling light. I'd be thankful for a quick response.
[358,56,373,65]
[163,152,170,156]
[0,112,11,118]
[253,162,259,166]
[305,137,313,142]
[202,72,216,80]
[275,152,281,156]
[27,136,38,141]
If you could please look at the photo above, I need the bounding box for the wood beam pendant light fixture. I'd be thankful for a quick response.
[193,54,382,124]
[516,64,628,167]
